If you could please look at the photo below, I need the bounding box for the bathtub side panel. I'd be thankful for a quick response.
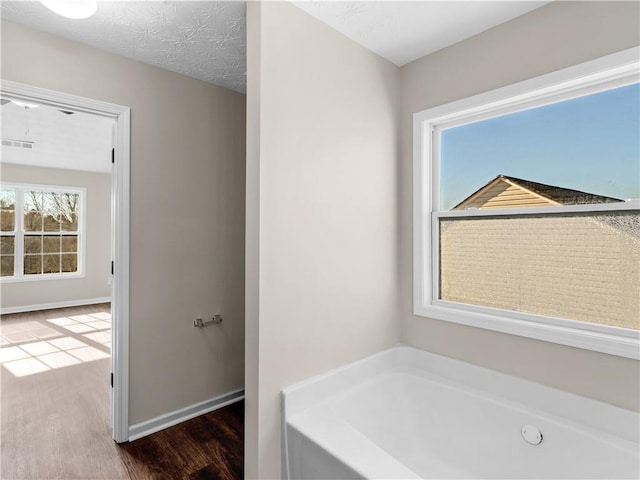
[287,427,365,480]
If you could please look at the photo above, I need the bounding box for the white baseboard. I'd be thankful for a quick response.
[0,297,111,315]
[128,388,244,442]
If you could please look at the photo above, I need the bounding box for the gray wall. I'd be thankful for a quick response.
[0,164,111,309]
[245,2,400,478]
[1,20,246,425]
[399,1,640,411]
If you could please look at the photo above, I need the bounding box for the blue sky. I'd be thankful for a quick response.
[440,82,640,210]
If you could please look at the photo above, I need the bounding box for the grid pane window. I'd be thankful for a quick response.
[1,189,16,276]
[0,184,82,280]
[25,233,79,274]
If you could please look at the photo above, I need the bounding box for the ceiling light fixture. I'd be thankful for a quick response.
[40,0,97,19]
[11,100,40,109]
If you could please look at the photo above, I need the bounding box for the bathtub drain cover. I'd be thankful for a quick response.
[521,424,543,445]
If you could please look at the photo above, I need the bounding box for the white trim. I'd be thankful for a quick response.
[128,389,245,442]
[0,80,131,442]
[415,48,639,131]
[112,101,131,444]
[413,46,640,360]
[0,181,87,192]
[0,296,111,315]
[1,272,85,284]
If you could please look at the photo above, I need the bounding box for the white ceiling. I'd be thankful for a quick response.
[0,1,247,93]
[1,101,114,174]
[292,1,551,66]
[0,1,551,93]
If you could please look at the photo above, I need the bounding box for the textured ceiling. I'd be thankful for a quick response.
[0,1,247,93]
[1,101,114,174]
[0,1,550,92]
[292,1,551,66]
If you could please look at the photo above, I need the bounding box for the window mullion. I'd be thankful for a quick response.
[434,200,640,219]
[15,188,24,278]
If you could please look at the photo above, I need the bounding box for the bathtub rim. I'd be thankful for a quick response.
[282,343,640,480]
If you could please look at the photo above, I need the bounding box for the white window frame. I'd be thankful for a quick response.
[413,46,640,360]
[0,182,86,283]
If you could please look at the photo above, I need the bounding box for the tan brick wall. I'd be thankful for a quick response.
[440,213,640,329]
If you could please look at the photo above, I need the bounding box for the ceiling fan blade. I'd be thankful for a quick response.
[58,110,74,115]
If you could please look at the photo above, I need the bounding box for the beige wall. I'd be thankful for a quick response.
[1,20,246,424]
[0,164,111,309]
[245,2,400,478]
[400,1,640,411]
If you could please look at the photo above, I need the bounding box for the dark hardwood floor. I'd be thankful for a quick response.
[120,401,244,480]
[1,304,243,480]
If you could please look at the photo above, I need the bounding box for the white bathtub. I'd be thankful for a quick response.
[282,346,640,479]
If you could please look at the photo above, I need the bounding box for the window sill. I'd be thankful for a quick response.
[415,301,640,360]
[1,272,85,284]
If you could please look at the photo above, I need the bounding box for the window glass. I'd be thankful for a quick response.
[43,192,63,232]
[62,236,78,253]
[1,189,16,276]
[1,236,15,255]
[440,83,640,211]
[43,254,61,274]
[1,256,14,277]
[24,236,42,254]
[434,83,639,332]
[61,254,78,273]
[61,193,79,232]
[24,255,42,275]
[439,212,640,330]
[24,191,43,232]
[1,189,15,232]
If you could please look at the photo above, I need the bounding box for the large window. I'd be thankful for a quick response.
[0,184,84,281]
[413,48,639,359]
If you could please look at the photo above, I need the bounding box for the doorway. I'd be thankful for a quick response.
[0,80,130,442]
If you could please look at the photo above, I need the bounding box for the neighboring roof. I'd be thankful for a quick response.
[453,174,625,210]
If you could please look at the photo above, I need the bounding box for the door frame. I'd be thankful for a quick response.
[0,80,131,442]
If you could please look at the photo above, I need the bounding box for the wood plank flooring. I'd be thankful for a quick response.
[1,304,244,480]
[119,401,244,480]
